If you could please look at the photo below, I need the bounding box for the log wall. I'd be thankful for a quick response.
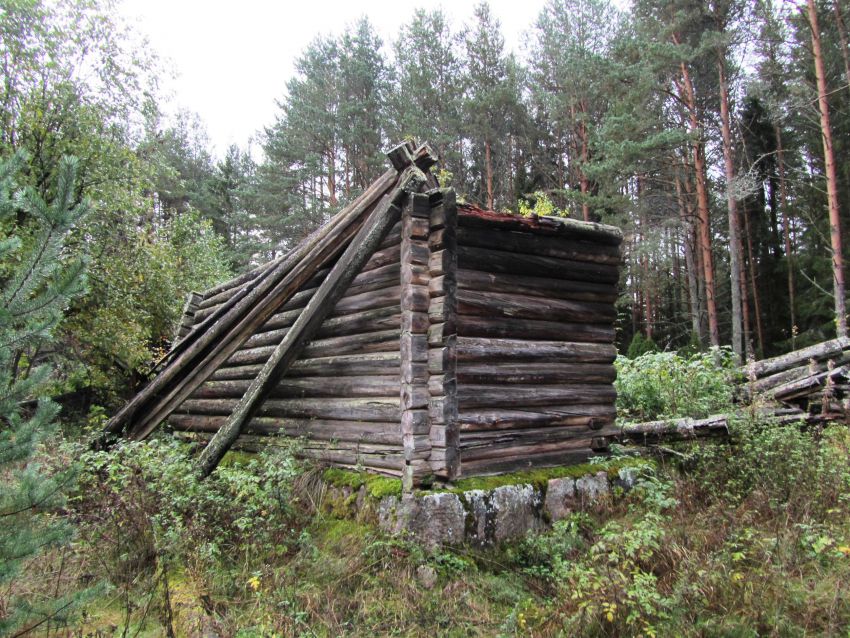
[168,220,405,474]
[453,207,621,476]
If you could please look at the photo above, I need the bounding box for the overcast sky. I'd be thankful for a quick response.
[119,0,549,157]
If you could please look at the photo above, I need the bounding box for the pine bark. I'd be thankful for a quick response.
[677,55,720,346]
[808,0,848,338]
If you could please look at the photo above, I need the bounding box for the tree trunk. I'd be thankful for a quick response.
[485,139,494,210]
[718,56,745,359]
[833,0,850,92]
[776,125,797,348]
[678,58,720,346]
[676,172,702,341]
[808,0,847,338]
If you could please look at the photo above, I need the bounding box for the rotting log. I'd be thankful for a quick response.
[745,336,850,379]
[210,352,402,381]
[619,408,810,442]
[178,396,401,422]
[457,205,623,246]
[456,289,617,323]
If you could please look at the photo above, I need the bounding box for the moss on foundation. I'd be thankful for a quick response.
[322,467,403,499]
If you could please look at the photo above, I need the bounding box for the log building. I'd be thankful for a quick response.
[105,142,623,488]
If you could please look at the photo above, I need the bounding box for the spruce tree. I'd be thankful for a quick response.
[0,153,90,634]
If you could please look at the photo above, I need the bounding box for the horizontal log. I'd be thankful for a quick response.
[748,353,850,394]
[457,289,616,323]
[177,432,405,472]
[168,414,401,445]
[619,407,810,442]
[456,337,617,363]
[245,306,400,348]
[772,365,849,401]
[457,206,623,246]
[456,225,621,265]
[456,362,616,385]
[458,449,599,477]
[455,423,620,449]
[176,396,401,421]
[745,337,850,379]
[193,375,399,400]
[457,245,619,284]
[457,315,615,343]
[457,384,617,409]
[211,352,401,381]
[455,268,618,304]
[461,437,593,462]
[458,404,617,430]
[228,329,399,366]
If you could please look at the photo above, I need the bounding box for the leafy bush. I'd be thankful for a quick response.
[615,348,739,421]
[72,437,309,614]
[515,466,678,636]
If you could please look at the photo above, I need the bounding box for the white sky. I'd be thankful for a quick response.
[119,0,549,158]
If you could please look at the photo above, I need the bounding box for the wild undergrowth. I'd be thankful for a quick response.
[24,348,850,636]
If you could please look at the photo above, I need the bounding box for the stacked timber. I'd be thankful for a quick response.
[107,140,627,487]
[453,205,622,476]
[744,337,850,416]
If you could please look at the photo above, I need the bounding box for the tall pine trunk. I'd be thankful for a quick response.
[485,140,494,210]
[808,0,847,338]
[776,125,797,347]
[718,56,745,358]
[678,56,720,346]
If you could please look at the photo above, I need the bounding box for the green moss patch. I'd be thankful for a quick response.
[322,467,403,499]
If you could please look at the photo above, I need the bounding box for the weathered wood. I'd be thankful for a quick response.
[458,384,617,409]
[455,268,618,304]
[747,353,850,394]
[771,364,849,401]
[193,375,400,400]
[457,245,619,284]
[455,362,616,385]
[461,437,593,462]
[458,404,616,430]
[178,396,401,421]
[457,315,615,343]
[456,289,617,323]
[457,206,623,245]
[745,337,850,379]
[108,167,402,439]
[227,329,400,366]
[458,449,599,477]
[169,414,401,444]
[456,337,617,363]
[459,424,621,450]
[197,181,414,476]
[619,408,810,442]
[401,194,433,489]
[456,225,621,265]
[244,306,400,348]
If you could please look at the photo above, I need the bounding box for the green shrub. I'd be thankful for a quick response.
[73,438,309,598]
[626,332,658,359]
[515,466,678,636]
[615,348,739,422]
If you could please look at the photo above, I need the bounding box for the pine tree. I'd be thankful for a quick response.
[0,153,91,633]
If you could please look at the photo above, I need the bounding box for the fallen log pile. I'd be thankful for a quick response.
[618,338,850,446]
[620,407,817,444]
[742,336,850,416]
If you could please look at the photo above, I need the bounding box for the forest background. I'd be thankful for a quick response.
[4,0,850,633]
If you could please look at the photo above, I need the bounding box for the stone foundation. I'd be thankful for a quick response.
[322,466,639,549]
